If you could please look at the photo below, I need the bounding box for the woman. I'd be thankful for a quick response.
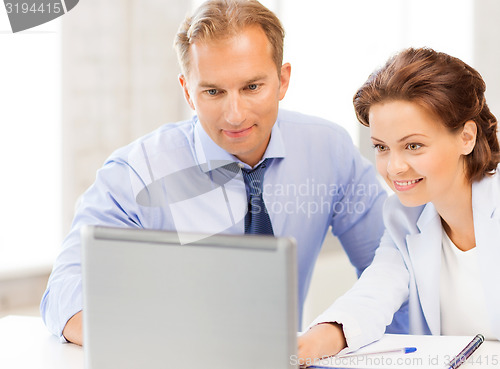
[298,47,500,363]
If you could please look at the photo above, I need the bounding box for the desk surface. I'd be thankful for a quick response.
[1,315,499,369]
[0,315,83,369]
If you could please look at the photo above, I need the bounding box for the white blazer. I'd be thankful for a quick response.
[312,167,500,351]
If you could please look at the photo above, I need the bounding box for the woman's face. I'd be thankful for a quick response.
[369,100,471,208]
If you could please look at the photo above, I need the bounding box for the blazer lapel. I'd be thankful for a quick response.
[406,203,442,335]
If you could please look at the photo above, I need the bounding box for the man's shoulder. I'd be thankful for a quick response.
[132,118,195,148]
[278,109,347,130]
[110,118,195,159]
[277,109,352,141]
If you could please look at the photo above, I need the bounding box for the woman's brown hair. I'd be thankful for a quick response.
[354,47,500,182]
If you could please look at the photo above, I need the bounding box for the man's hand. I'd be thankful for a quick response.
[297,322,347,367]
[62,311,83,346]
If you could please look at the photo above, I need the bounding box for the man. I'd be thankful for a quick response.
[41,0,392,359]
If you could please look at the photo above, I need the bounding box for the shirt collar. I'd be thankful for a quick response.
[193,114,286,172]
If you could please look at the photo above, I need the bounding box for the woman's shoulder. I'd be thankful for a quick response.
[472,166,500,211]
[473,166,500,193]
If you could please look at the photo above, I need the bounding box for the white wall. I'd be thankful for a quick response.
[60,0,191,233]
[474,0,500,119]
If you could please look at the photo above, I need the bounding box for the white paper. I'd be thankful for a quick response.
[311,334,498,369]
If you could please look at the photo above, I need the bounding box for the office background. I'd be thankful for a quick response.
[1,0,499,329]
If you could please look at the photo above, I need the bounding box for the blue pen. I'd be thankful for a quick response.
[336,346,417,358]
[307,347,417,369]
[447,334,484,369]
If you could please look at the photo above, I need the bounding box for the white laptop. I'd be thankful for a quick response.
[81,225,298,369]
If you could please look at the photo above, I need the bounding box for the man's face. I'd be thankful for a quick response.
[179,25,291,167]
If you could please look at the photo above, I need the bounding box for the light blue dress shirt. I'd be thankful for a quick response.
[41,109,388,339]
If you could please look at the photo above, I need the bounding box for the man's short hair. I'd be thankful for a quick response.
[174,0,285,76]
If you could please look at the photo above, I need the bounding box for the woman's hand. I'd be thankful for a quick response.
[297,322,347,367]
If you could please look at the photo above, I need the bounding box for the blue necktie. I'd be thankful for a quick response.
[241,159,274,235]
